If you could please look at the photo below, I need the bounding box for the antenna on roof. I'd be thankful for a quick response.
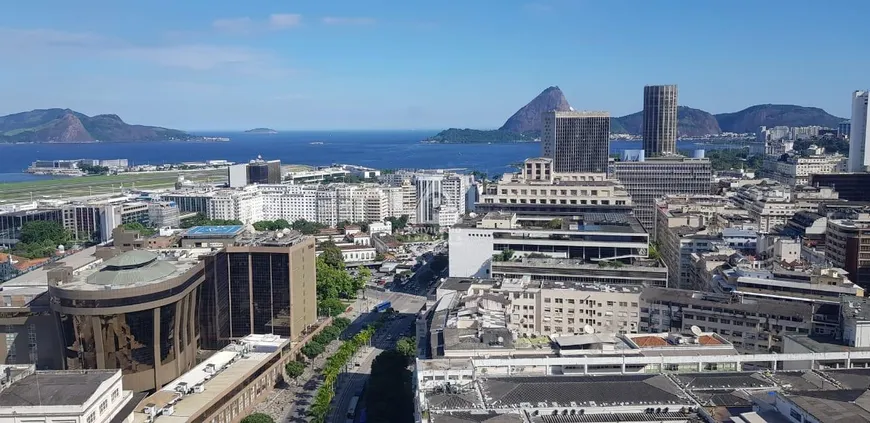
[583,324,595,335]
[690,325,703,336]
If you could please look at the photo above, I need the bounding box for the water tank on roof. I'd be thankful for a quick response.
[693,149,706,159]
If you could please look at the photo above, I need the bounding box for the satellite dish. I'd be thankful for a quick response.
[690,325,703,336]
[497,336,504,344]
[583,324,595,335]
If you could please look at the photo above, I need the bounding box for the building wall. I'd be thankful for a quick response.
[200,239,317,349]
[448,228,495,278]
[48,263,205,393]
[642,85,678,156]
[509,288,640,336]
[613,159,712,231]
[0,313,64,369]
[542,111,610,173]
[848,90,870,172]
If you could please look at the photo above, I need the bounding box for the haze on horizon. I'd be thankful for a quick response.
[1,0,867,131]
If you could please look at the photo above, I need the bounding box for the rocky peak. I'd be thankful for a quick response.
[499,86,573,134]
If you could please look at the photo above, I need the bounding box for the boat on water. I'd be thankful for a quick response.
[310,141,324,145]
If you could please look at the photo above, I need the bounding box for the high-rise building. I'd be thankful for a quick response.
[227,163,248,188]
[612,153,712,232]
[642,85,678,156]
[848,91,869,172]
[415,175,442,224]
[541,111,610,173]
[246,156,282,185]
[200,233,316,349]
[48,248,207,392]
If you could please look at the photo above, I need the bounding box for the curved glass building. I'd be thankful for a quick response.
[48,249,205,392]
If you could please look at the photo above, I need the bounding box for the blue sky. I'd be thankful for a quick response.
[0,0,867,130]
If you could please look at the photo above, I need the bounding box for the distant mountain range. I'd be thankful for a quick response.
[425,87,847,143]
[0,109,197,143]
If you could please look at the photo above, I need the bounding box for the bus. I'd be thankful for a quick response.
[346,396,359,422]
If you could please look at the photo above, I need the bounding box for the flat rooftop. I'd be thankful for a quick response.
[133,334,289,423]
[481,374,690,408]
[184,225,244,237]
[1,246,98,287]
[0,370,116,407]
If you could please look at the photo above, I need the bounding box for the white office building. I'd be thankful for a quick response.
[848,90,870,172]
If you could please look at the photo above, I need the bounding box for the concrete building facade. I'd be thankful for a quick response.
[541,111,610,173]
[642,84,678,156]
[848,90,870,172]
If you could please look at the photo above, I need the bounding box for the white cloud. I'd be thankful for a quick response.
[211,14,302,34]
[269,14,302,29]
[212,17,255,33]
[322,17,376,25]
[0,27,293,77]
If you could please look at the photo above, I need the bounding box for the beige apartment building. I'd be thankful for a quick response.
[480,157,632,209]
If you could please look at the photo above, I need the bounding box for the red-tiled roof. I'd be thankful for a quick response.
[632,336,669,347]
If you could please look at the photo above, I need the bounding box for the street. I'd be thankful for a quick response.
[252,251,444,423]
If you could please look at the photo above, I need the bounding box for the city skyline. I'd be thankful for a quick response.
[1,0,868,130]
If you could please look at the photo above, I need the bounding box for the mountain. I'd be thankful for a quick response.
[612,106,721,137]
[424,86,572,143]
[714,104,845,134]
[245,128,278,134]
[499,86,573,135]
[0,109,195,143]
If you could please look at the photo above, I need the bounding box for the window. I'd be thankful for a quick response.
[607,301,615,306]
[112,388,119,401]
[87,413,96,423]
[789,408,803,421]
[619,302,628,307]
[100,399,108,413]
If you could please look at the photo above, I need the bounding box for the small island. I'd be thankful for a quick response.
[245,128,278,134]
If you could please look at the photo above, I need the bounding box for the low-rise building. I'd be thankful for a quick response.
[477,157,633,216]
[448,212,649,278]
[0,367,134,423]
[759,151,846,187]
[826,214,870,290]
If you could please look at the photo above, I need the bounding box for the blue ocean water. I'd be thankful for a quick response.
[0,131,731,183]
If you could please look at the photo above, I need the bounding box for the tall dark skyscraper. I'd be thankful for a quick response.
[643,85,678,156]
[541,110,610,173]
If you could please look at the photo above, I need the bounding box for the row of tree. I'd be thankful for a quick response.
[300,317,350,359]
[308,316,386,423]
[180,214,243,228]
[120,222,156,236]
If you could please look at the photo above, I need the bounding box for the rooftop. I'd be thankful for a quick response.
[60,249,203,291]
[480,374,690,409]
[133,334,289,423]
[784,389,870,422]
[1,246,98,287]
[184,225,244,238]
[0,370,117,407]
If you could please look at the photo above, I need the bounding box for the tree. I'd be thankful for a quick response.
[319,241,345,269]
[240,413,275,423]
[396,337,417,359]
[546,218,563,229]
[13,221,71,259]
[318,297,346,317]
[332,317,351,330]
[386,215,409,232]
[120,222,156,236]
[285,361,305,381]
[353,266,372,292]
[301,341,325,359]
[19,221,70,245]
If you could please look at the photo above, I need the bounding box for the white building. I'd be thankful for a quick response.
[208,186,263,224]
[0,367,134,423]
[227,163,247,188]
[848,90,870,172]
[415,175,443,224]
